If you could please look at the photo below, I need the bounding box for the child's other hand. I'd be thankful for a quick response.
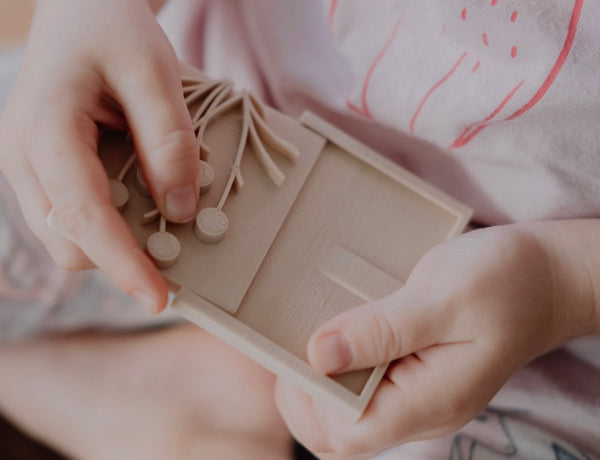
[0,0,199,313]
[276,224,597,458]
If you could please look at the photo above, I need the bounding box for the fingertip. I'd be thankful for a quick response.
[308,331,353,375]
[132,290,160,314]
[138,128,201,223]
[164,182,199,223]
[135,261,170,315]
[154,284,170,314]
[131,281,168,316]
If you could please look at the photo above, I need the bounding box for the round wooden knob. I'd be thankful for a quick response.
[110,180,129,211]
[146,232,181,268]
[199,160,215,195]
[135,166,152,197]
[194,207,228,243]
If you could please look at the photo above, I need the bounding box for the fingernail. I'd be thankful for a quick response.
[314,332,352,374]
[166,184,197,222]
[132,290,158,313]
[46,208,75,243]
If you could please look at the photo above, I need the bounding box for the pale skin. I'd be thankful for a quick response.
[0,1,599,459]
[0,0,198,313]
[276,221,600,458]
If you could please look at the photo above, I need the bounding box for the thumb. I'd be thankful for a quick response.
[109,37,200,223]
[307,288,445,374]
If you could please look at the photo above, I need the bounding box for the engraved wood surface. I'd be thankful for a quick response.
[100,108,325,314]
[100,74,471,420]
[172,112,470,420]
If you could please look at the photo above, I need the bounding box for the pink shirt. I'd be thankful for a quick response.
[161,0,600,225]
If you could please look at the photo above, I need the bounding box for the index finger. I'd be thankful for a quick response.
[30,111,168,312]
[107,37,201,224]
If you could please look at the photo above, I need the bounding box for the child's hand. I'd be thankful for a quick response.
[0,0,199,312]
[275,223,598,458]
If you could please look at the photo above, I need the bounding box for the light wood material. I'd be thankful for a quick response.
[319,246,404,303]
[101,107,325,315]
[172,287,389,422]
[109,180,129,212]
[147,228,181,268]
[300,111,472,236]
[198,160,215,195]
[99,68,472,421]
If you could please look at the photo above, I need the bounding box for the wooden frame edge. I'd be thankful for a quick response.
[299,111,473,237]
[172,287,373,421]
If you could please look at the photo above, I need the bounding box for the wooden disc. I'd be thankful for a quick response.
[146,232,181,268]
[199,160,215,195]
[135,166,152,197]
[110,180,129,211]
[194,207,228,243]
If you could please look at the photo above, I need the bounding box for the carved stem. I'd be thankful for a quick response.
[216,94,251,211]
[116,153,136,183]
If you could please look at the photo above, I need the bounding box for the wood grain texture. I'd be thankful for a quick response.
[300,111,473,234]
[173,288,387,421]
[100,75,472,420]
[226,135,466,417]
[318,245,404,303]
[172,111,470,420]
[100,108,325,314]
[171,130,466,418]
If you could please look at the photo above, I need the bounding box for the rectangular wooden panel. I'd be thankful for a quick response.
[100,109,326,314]
[171,112,472,420]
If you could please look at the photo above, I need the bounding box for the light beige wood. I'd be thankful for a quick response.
[172,287,389,422]
[199,160,215,195]
[319,246,404,303]
[300,111,472,235]
[141,208,160,226]
[147,217,181,268]
[147,232,181,268]
[194,207,229,243]
[109,180,129,212]
[101,103,325,315]
[99,67,472,421]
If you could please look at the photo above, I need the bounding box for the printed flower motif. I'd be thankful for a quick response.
[449,409,592,460]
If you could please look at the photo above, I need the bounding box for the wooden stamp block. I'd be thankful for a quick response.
[99,67,471,421]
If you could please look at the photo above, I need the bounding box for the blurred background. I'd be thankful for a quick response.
[0,2,67,458]
[0,0,34,51]
[0,0,31,109]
